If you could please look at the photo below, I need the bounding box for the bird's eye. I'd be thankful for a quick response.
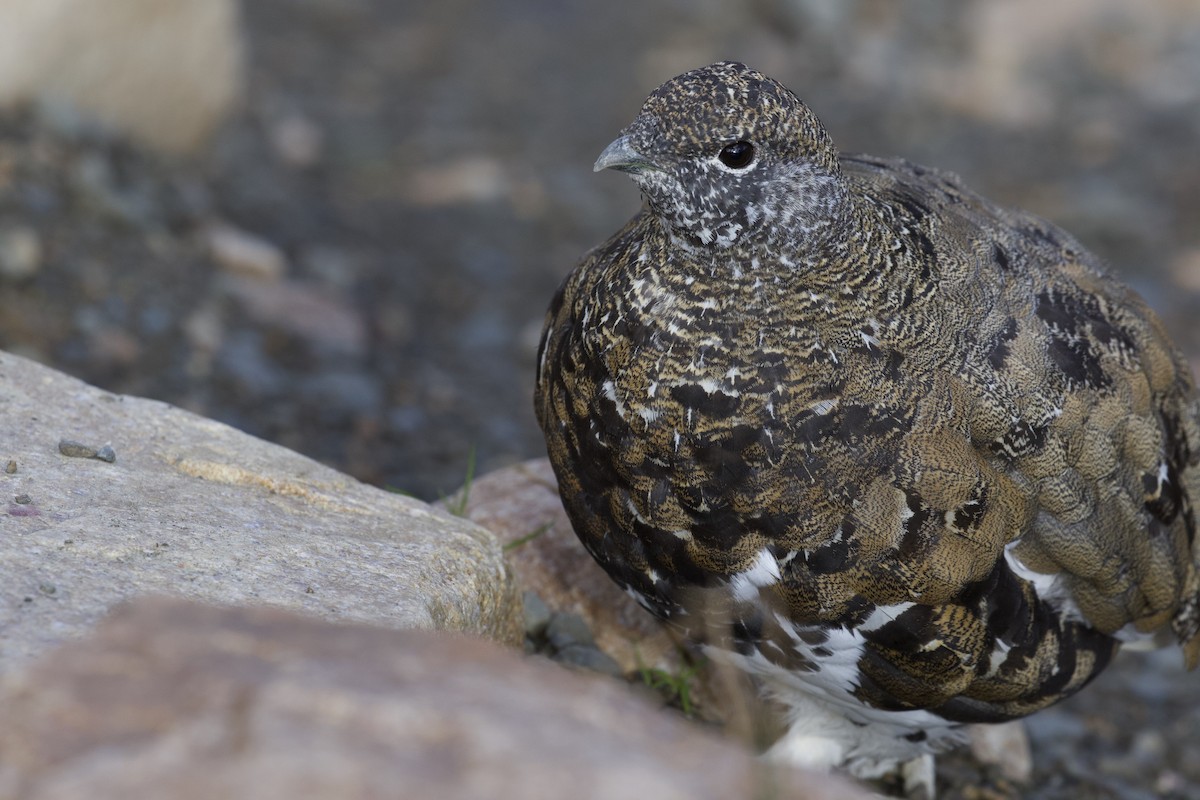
[718,141,755,170]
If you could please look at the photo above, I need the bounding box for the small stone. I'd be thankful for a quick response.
[0,225,42,280]
[37,582,56,596]
[71,153,149,223]
[58,439,98,458]
[1131,729,1167,764]
[405,155,506,206]
[1155,770,1185,795]
[14,494,32,504]
[1169,247,1200,292]
[545,611,596,651]
[224,277,366,356]
[968,721,1033,784]
[522,591,552,638]
[57,440,116,463]
[206,223,287,281]
[270,115,324,167]
[554,643,625,677]
[5,460,16,474]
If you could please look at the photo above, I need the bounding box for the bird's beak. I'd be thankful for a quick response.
[593,134,655,173]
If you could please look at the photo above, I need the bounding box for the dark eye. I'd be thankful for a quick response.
[718,141,755,169]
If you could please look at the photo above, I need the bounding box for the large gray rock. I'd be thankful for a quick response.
[0,351,522,666]
[0,597,871,800]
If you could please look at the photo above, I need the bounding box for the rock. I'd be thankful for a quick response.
[223,276,368,357]
[0,597,871,800]
[206,223,289,281]
[554,643,626,677]
[405,155,507,206]
[1169,247,1200,292]
[522,590,552,637]
[69,151,154,223]
[0,0,244,154]
[455,458,680,674]
[0,225,42,280]
[269,114,324,167]
[545,610,597,651]
[0,350,522,668]
[968,721,1033,785]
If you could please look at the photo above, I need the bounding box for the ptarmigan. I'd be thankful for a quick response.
[534,61,1199,789]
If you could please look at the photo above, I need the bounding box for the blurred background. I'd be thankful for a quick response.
[0,0,1197,505]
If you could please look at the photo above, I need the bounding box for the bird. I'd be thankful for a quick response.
[534,61,1200,792]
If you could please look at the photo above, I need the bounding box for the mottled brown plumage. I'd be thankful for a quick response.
[534,62,1200,777]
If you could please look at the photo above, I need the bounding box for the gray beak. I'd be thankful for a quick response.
[593,134,654,173]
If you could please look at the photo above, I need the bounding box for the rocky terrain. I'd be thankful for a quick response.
[1,1,1198,798]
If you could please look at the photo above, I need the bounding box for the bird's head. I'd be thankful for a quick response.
[595,61,846,253]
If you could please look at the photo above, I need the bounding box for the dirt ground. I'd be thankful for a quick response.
[1,1,1198,797]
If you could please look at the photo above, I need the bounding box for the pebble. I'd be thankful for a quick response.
[224,277,366,356]
[71,152,150,224]
[405,155,506,206]
[58,439,117,463]
[1154,771,1186,796]
[544,610,596,651]
[270,115,324,167]
[969,721,1033,784]
[554,643,624,677]
[522,591,551,638]
[520,598,630,679]
[0,225,43,280]
[58,439,99,458]
[206,223,288,281]
[1169,247,1200,292]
